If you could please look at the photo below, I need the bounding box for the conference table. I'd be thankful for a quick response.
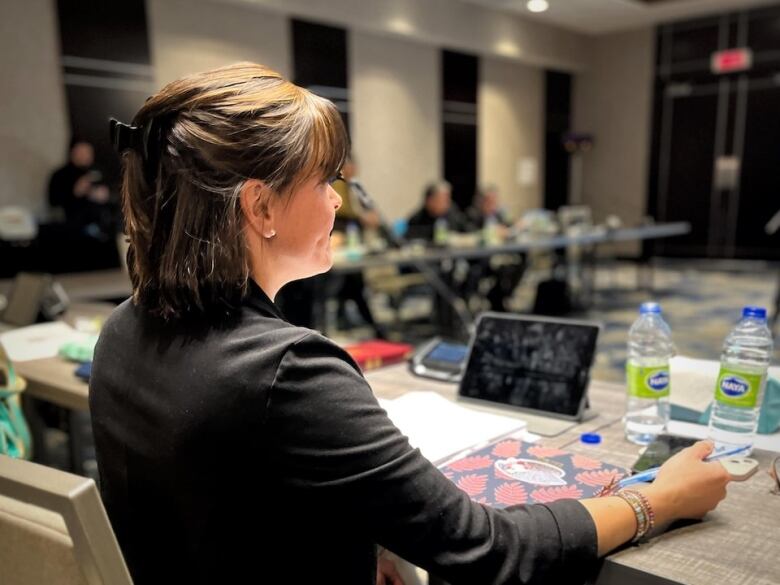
[14,219,773,583]
[367,365,780,585]
[5,315,779,583]
[0,221,691,303]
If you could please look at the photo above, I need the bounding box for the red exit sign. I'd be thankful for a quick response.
[711,48,753,74]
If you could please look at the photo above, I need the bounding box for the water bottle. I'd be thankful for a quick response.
[625,302,674,445]
[708,306,773,455]
[482,215,499,246]
[433,217,449,246]
[346,221,361,249]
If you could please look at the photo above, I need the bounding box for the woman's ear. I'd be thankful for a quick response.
[240,179,276,239]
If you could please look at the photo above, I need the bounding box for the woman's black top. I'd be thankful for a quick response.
[89,281,597,585]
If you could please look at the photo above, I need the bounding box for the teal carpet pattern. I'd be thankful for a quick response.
[337,261,779,385]
[583,265,779,383]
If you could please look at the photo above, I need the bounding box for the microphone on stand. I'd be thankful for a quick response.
[349,179,473,339]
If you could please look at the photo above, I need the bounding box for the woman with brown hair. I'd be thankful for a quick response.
[90,63,730,585]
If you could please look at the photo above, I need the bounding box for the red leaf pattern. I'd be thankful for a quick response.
[494,482,528,506]
[527,445,567,458]
[575,469,624,487]
[492,440,521,458]
[447,455,494,472]
[529,485,583,503]
[571,454,603,470]
[457,473,488,496]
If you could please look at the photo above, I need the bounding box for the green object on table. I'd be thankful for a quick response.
[59,335,98,363]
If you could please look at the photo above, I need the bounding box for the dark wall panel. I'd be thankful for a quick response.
[649,4,780,259]
[733,82,780,259]
[57,0,150,63]
[291,19,348,89]
[442,50,478,210]
[291,19,350,134]
[543,70,571,212]
[56,0,153,188]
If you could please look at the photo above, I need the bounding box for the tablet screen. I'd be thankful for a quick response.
[459,314,599,417]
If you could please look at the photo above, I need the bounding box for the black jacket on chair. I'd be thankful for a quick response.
[89,281,597,585]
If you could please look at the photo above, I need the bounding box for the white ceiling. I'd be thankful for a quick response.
[460,0,780,35]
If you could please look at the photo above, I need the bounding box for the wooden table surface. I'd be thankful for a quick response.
[8,326,778,585]
[365,364,780,585]
[3,303,115,411]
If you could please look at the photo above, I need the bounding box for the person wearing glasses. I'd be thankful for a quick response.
[90,63,731,585]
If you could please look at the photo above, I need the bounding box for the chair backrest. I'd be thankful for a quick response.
[0,455,133,585]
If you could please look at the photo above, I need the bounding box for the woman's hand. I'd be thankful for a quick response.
[74,175,92,197]
[582,440,732,555]
[641,440,732,524]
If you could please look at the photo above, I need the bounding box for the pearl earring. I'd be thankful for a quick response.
[265,229,276,239]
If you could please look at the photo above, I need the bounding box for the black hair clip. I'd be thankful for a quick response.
[109,117,165,183]
[110,118,144,156]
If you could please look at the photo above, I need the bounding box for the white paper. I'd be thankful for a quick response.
[669,356,722,413]
[378,391,528,464]
[670,356,780,413]
[516,157,538,187]
[0,322,87,362]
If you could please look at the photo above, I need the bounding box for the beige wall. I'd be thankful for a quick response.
[479,58,544,219]
[220,0,590,72]
[0,0,582,226]
[573,28,655,254]
[350,33,440,220]
[0,0,68,215]
[147,0,290,86]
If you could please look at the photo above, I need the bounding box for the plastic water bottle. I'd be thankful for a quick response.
[482,215,499,246]
[625,302,674,445]
[346,221,361,249]
[708,306,773,455]
[433,217,449,246]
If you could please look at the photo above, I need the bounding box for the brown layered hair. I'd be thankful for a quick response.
[120,62,348,319]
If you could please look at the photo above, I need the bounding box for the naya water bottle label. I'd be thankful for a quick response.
[627,363,670,399]
[714,368,763,408]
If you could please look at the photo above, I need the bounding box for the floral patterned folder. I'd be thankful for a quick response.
[438,438,627,506]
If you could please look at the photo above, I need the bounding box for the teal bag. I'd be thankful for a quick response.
[0,345,32,459]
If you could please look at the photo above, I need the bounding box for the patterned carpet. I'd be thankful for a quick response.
[581,264,779,383]
[337,261,780,383]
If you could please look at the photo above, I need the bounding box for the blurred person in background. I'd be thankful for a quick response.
[464,185,526,312]
[405,181,471,333]
[406,180,470,242]
[465,184,511,232]
[48,137,114,240]
[332,155,385,338]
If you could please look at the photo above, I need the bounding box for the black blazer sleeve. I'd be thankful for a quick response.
[266,332,598,585]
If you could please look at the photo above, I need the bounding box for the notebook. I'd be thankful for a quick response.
[438,437,627,506]
[343,340,413,371]
[378,391,529,465]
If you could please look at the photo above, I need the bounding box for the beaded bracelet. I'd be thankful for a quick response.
[615,489,655,542]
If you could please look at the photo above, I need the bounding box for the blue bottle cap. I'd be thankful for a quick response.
[580,433,602,444]
[639,302,661,315]
[742,306,767,320]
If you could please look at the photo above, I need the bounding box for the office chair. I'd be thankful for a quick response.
[0,454,132,585]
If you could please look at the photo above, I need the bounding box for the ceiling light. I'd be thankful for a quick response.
[527,0,549,13]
